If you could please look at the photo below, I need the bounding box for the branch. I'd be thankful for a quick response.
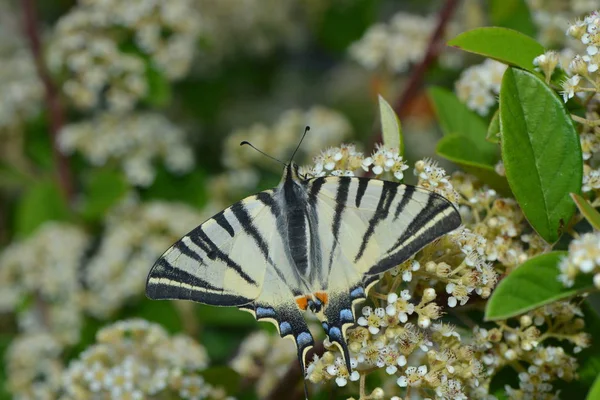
[369,0,460,149]
[21,0,75,202]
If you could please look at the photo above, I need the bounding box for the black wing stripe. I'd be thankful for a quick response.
[369,204,460,274]
[231,197,293,287]
[213,210,235,237]
[387,194,446,254]
[174,239,205,264]
[355,180,398,262]
[188,228,258,286]
[393,185,414,220]
[328,177,351,271]
[150,258,223,293]
[308,177,326,207]
[355,178,369,207]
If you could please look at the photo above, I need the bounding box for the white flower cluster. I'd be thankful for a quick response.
[455,59,507,116]
[558,232,600,288]
[362,144,409,180]
[48,0,202,110]
[0,3,44,133]
[0,223,90,345]
[62,319,230,400]
[301,143,365,178]
[230,330,297,398]
[300,143,408,181]
[198,0,305,63]
[5,333,64,399]
[224,106,352,171]
[560,11,600,103]
[58,112,194,186]
[414,158,460,204]
[528,0,597,47]
[82,199,205,318]
[349,12,438,73]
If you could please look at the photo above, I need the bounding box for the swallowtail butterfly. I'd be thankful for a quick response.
[146,135,461,390]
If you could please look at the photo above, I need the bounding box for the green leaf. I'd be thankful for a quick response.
[378,95,403,155]
[200,366,241,394]
[428,87,498,163]
[489,0,536,37]
[436,134,510,195]
[487,110,501,144]
[141,168,207,208]
[571,193,600,231]
[196,305,257,327]
[500,68,582,243]
[14,180,71,237]
[448,27,545,73]
[80,168,129,221]
[485,252,595,321]
[587,373,600,400]
[144,63,172,107]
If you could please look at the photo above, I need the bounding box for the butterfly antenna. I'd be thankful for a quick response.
[240,141,286,166]
[289,126,310,163]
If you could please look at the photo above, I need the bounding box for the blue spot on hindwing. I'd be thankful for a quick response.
[321,322,329,331]
[279,321,292,336]
[350,287,365,299]
[256,307,276,318]
[296,332,313,347]
[340,308,353,322]
[328,326,342,340]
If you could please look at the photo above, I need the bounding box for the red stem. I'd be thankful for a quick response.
[369,0,460,150]
[21,0,75,202]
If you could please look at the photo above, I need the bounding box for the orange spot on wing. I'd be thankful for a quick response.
[315,291,328,305]
[296,296,308,310]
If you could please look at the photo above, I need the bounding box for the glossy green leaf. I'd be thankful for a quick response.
[436,134,510,195]
[490,0,536,37]
[500,68,582,243]
[487,110,501,144]
[14,180,71,237]
[587,373,600,400]
[428,87,498,163]
[448,27,544,73]
[485,252,595,320]
[571,193,600,231]
[81,169,129,221]
[378,94,403,155]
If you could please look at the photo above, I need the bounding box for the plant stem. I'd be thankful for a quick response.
[21,0,75,202]
[369,0,460,149]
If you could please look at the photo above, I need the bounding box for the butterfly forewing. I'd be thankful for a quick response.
[146,195,273,306]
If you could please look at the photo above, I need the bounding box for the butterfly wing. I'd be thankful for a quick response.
[307,176,461,366]
[146,190,315,373]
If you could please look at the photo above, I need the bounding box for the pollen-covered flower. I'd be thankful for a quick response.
[362,144,408,180]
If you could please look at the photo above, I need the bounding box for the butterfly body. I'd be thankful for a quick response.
[146,162,461,375]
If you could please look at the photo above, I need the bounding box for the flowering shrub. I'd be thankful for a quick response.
[1,1,600,400]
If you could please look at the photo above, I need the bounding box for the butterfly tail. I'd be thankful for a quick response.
[322,291,357,373]
[249,302,314,374]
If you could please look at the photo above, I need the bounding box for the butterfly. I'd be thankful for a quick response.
[145,137,461,389]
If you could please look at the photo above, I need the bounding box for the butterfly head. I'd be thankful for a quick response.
[282,162,306,183]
